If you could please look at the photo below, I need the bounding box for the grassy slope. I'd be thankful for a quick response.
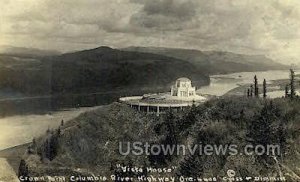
[21,97,300,181]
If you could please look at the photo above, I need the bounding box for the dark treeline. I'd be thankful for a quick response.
[285,69,296,99]
[247,69,298,99]
[247,75,264,98]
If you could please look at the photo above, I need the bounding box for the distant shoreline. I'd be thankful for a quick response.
[224,77,299,97]
[0,87,171,118]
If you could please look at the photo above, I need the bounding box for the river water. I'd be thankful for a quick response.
[0,69,296,150]
[0,107,100,150]
[197,70,297,97]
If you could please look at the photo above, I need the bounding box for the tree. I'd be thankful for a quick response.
[57,127,61,136]
[277,120,287,160]
[18,159,29,178]
[45,135,59,161]
[247,102,280,162]
[250,85,253,97]
[182,102,198,128]
[285,85,289,98]
[179,155,204,178]
[290,69,295,99]
[30,138,37,154]
[32,138,36,147]
[150,110,179,165]
[263,79,267,98]
[254,75,259,97]
[164,110,178,146]
[46,126,50,134]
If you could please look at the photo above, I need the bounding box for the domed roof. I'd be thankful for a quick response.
[176,77,191,82]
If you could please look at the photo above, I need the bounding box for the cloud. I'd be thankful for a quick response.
[0,0,300,63]
[130,0,198,30]
[142,0,196,19]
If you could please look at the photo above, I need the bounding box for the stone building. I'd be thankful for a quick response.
[171,77,196,98]
[119,77,206,116]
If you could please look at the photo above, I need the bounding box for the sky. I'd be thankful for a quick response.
[0,0,300,64]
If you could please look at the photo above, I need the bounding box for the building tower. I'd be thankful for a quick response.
[171,77,196,98]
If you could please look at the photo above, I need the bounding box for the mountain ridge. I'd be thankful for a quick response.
[0,45,289,96]
[122,46,288,74]
[45,46,210,94]
[0,46,60,58]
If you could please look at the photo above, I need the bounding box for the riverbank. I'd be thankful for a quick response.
[0,70,296,151]
[196,69,295,97]
[0,87,177,118]
[224,74,300,98]
[0,106,101,151]
[0,106,102,179]
[0,69,297,178]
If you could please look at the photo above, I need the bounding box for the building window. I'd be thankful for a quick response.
[173,91,177,96]
[180,91,188,97]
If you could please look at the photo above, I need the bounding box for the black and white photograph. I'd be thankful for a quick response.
[0,0,299,181]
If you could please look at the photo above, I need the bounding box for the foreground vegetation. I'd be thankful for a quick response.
[19,97,300,181]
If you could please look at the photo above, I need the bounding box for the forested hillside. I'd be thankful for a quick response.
[124,47,288,74]
[0,47,209,95]
[0,46,287,96]
[19,97,300,181]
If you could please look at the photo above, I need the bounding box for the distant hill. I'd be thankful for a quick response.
[45,46,209,94]
[0,46,60,58]
[0,46,289,114]
[0,46,210,115]
[0,46,209,95]
[0,46,287,96]
[123,46,288,74]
